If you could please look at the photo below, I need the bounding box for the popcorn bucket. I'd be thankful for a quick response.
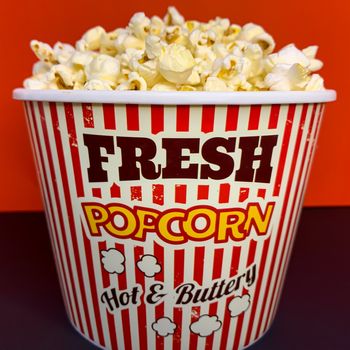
[13,89,336,350]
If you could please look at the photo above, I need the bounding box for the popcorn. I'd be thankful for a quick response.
[85,54,120,85]
[100,30,119,55]
[159,43,195,84]
[30,40,55,63]
[24,78,49,90]
[204,77,230,91]
[32,61,52,76]
[129,13,151,40]
[305,74,325,91]
[145,35,164,59]
[81,26,106,51]
[53,42,75,64]
[238,23,275,54]
[25,6,326,92]
[265,63,310,91]
[164,6,184,26]
[84,79,114,90]
[151,81,177,91]
[52,64,75,89]
[149,16,165,36]
[117,72,147,90]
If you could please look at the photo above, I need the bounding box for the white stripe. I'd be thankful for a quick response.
[189,105,203,133]
[213,105,227,133]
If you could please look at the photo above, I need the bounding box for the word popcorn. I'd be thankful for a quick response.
[82,202,275,243]
[24,6,325,92]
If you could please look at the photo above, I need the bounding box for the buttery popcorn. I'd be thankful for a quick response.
[24,6,326,91]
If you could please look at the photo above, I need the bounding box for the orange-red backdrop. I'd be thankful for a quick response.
[1,0,348,211]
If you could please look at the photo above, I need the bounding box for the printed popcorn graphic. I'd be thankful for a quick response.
[137,254,161,277]
[152,317,177,337]
[101,249,125,274]
[228,294,251,317]
[190,314,222,337]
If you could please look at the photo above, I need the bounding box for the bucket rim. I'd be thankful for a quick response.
[13,88,336,105]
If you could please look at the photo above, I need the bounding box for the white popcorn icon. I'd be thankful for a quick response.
[228,294,251,317]
[152,317,177,337]
[136,254,161,277]
[101,248,125,274]
[190,314,222,337]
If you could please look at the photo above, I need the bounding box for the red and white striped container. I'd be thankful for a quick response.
[14,89,336,350]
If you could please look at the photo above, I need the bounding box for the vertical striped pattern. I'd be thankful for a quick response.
[24,100,325,350]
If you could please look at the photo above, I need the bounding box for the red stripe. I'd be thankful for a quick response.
[92,188,102,198]
[103,104,116,130]
[257,188,266,199]
[151,105,164,134]
[82,225,106,346]
[197,185,209,200]
[189,246,205,349]
[134,246,147,350]
[126,105,139,130]
[152,184,164,205]
[64,103,84,197]
[219,183,230,203]
[268,105,280,129]
[173,249,185,350]
[254,104,303,338]
[82,103,94,128]
[247,240,257,267]
[273,105,296,196]
[220,246,241,350]
[99,241,118,350]
[225,105,239,131]
[243,237,271,345]
[205,248,224,349]
[49,102,88,332]
[248,105,261,130]
[175,184,186,203]
[131,186,142,201]
[115,243,132,349]
[154,242,165,350]
[266,104,320,330]
[193,247,205,284]
[110,183,121,198]
[263,104,309,333]
[29,102,76,325]
[201,105,215,133]
[239,187,249,202]
[176,105,190,131]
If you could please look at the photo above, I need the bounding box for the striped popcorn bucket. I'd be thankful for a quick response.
[14,89,335,349]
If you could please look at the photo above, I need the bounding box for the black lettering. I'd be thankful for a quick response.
[201,137,236,179]
[175,283,195,304]
[236,135,278,183]
[100,288,119,312]
[117,137,161,181]
[83,134,114,182]
[162,138,199,179]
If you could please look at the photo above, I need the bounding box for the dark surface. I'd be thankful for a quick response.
[0,208,349,350]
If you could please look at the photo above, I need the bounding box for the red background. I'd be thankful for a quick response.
[1,0,348,211]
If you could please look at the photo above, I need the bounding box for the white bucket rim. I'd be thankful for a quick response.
[13,88,336,105]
